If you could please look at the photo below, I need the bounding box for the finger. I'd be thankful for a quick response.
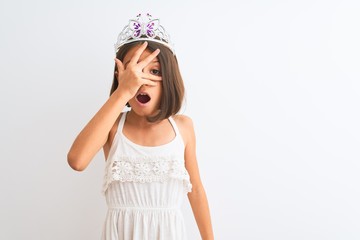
[129,41,148,66]
[137,49,160,69]
[141,72,162,81]
[114,58,124,71]
[142,79,158,87]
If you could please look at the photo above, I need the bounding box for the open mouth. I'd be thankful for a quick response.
[136,92,151,104]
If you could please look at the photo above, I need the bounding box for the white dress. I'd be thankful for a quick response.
[101,111,192,240]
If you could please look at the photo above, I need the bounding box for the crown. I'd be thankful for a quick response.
[114,13,175,54]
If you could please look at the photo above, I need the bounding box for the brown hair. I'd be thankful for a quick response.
[110,41,185,122]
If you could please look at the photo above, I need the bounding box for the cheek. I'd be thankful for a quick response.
[128,98,136,106]
[156,85,163,98]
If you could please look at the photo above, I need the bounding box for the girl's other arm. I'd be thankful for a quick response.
[177,115,214,240]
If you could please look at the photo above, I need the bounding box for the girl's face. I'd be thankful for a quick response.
[123,45,163,117]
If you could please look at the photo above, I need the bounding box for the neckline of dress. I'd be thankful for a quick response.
[119,111,178,149]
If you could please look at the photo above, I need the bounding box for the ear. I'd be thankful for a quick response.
[126,102,130,107]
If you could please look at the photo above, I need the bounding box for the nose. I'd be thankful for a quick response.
[139,84,148,90]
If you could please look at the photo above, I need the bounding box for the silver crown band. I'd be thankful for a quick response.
[114,13,175,54]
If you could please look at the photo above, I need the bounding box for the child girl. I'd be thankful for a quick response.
[67,13,214,240]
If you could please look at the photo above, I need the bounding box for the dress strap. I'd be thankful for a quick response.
[117,111,127,133]
[168,116,181,137]
[119,112,180,138]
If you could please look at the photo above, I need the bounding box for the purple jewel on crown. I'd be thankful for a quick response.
[114,13,175,54]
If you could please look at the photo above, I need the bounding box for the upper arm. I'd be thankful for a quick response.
[174,115,203,192]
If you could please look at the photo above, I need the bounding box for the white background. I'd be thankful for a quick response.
[1,0,360,239]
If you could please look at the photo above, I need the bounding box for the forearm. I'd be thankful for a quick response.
[188,186,214,240]
[67,90,129,171]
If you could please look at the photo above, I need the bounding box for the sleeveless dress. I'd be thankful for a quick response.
[101,111,192,240]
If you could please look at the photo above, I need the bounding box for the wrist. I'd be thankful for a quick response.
[113,88,132,102]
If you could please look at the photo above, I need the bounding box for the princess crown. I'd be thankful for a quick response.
[114,13,175,54]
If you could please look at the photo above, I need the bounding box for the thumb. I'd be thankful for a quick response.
[114,58,124,71]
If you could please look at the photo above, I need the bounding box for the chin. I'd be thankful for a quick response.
[128,105,160,118]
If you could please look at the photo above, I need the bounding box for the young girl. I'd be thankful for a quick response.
[67,13,214,240]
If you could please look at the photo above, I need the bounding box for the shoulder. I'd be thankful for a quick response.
[172,114,196,146]
[173,114,194,128]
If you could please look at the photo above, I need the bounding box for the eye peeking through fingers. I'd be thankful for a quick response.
[150,69,161,76]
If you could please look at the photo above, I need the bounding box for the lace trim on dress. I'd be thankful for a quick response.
[102,154,192,195]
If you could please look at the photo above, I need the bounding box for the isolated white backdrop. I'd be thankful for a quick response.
[1,0,360,239]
